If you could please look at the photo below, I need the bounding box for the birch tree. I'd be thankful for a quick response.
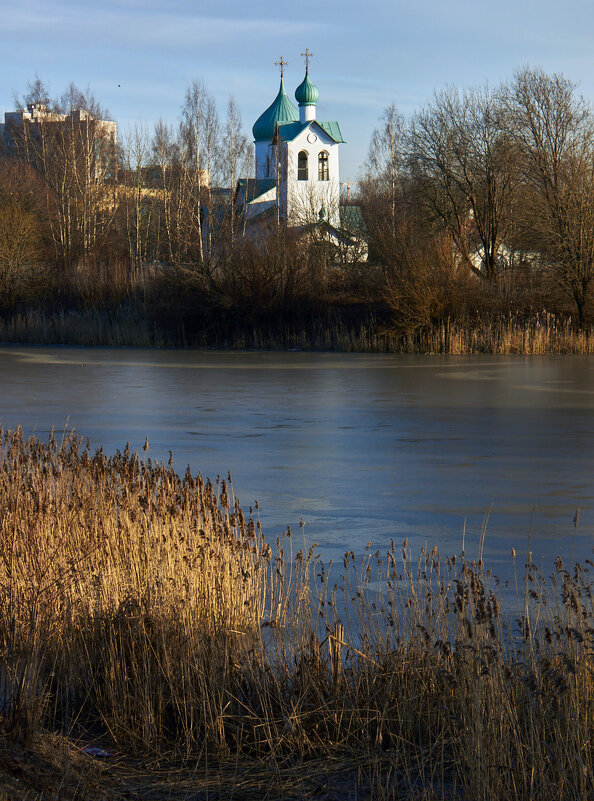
[10,82,116,265]
[360,104,407,265]
[365,104,404,234]
[180,80,220,267]
[151,119,177,263]
[122,123,152,267]
[221,97,250,242]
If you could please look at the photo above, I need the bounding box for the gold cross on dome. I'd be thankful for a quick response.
[275,56,288,78]
[301,49,314,73]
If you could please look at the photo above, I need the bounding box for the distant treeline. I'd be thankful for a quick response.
[1,68,594,351]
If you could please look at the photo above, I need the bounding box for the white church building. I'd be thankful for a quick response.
[237,55,345,230]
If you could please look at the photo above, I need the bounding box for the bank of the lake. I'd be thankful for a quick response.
[3,306,594,354]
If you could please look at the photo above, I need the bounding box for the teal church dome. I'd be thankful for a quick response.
[252,78,299,142]
[295,73,319,106]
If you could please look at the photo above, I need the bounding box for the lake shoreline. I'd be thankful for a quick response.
[2,306,594,354]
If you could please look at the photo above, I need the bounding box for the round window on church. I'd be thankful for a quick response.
[307,133,318,144]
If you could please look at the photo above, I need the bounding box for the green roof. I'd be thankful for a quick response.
[252,78,299,142]
[318,121,344,143]
[295,73,319,106]
[237,178,275,202]
[275,121,307,141]
[339,205,366,234]
[276,120,345,144]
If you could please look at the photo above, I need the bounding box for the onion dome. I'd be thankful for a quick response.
[252,78,299,142]
[295,72,319,106]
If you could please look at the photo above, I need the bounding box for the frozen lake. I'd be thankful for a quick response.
[0,346,592,576]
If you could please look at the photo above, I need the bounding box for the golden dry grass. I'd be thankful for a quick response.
[415,314,594,354]
[3,307,594,353]
[0,427,592,800]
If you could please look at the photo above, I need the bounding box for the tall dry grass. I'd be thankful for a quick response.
[412,313,594,355]
[0,308,158,347]
[3,307,594,353]
[0,427,592,800]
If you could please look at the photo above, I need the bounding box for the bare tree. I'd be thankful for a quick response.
[360,104,409,267]
[56,82,108,119]
[122,123,152,266]
[179,80,221,268]
[221,97,250,242]
[0,206,41,309]
[505,67,594,325]
[15,75,52,111]
[8,81,117,266]
[0,163,44,309]
[410,85,521,283]
[364,104,404,237]
[151,119,178,263]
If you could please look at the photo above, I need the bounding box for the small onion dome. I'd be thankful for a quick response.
[295,72,319,106]
[252,78,299,142]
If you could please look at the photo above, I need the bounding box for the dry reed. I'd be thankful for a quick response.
[0,308,157,347]
[3,308,594,354]
[0,428,592,800]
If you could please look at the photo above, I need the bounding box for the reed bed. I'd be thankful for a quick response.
[0,428,592,800]
[411,314,594,355]
[3,307,594,354]
[0,309,158,347]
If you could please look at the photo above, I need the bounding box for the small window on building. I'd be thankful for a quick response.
[298,150,308,181]
[318,150,329,181]
[266,153,271,177]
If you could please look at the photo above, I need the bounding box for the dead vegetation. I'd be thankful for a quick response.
[0,427,592,799]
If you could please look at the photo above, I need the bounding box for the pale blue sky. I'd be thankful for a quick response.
[2,0,594,180]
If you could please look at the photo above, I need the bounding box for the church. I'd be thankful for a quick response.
[236,52,346,233]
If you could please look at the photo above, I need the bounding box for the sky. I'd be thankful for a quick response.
[2,0,594,182]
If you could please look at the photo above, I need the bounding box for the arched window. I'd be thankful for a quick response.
[318,150,329,181]
[297,150,308,181]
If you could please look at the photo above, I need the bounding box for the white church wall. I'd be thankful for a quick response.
[255,141,275,180]
[283,126,340,228]
[299,105,316,124]
[244,186,277,221]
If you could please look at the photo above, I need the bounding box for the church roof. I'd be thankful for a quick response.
[237,178,275,202]
[339,204,366,234]
[275,119,345,144]
[317,121,345,143]
[252,78,299,142]
[295,73,319,106]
